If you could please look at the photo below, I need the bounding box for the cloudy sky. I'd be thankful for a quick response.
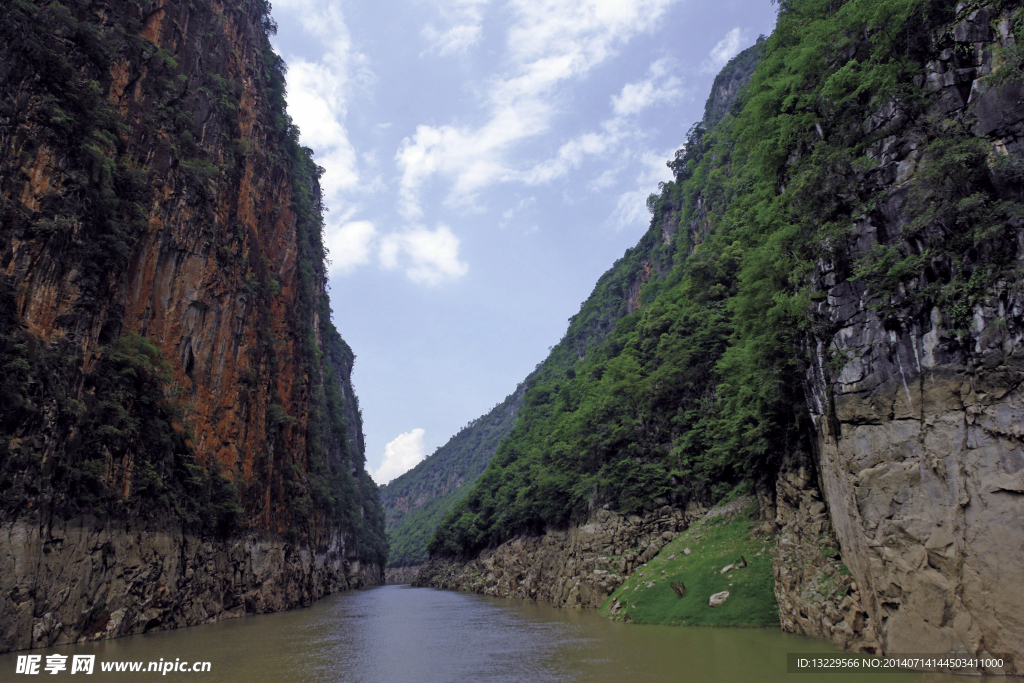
[269,0,779,484]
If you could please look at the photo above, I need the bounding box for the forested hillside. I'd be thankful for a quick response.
[430,0,1024,562]
[380,386,524,567]
[376,67,781,565]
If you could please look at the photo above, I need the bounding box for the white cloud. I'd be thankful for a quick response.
[609,148,676,230]
[396,0,680,217]
[379,225,469,285]
[611,187,651,228]
[521,123,625,185]
[422,22,482,56]
[271,0,389,277]
[372,428,427,484]
[701,27,746,74]
[284,56,360,198]
[590,168,618,190]
[518,58,682,186]
[271,0,373,205]
[498,196,536,227]
[421,0,490,55]
[505,0,673,65]
[325,220,377,274]
[612,58,682,116]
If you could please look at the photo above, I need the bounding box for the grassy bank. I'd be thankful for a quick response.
[600,499,778,627]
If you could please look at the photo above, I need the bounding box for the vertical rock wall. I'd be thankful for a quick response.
[0,516,377,652]
[771,452,880,653]
[804,282,1024,669]
[0,0,384,651]
[2,0,316,522]
[792,8,1024,672]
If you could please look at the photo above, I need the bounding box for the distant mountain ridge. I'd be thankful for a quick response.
[379,384,525,567]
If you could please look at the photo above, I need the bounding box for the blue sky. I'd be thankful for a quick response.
[268,0,779,484]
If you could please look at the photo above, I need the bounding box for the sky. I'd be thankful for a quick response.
[268,0,780,484]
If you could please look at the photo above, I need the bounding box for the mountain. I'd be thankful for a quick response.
[380,385,525,570]
[0,0,385,652]
[420,0,1024,670]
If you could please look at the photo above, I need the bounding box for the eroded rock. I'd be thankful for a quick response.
[0,517,381,653]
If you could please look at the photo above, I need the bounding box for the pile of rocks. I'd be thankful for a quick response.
[416,503,706,608]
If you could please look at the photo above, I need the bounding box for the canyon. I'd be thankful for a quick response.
[1,0,1022,673]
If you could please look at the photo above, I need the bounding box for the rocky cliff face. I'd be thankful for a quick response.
[786,7,1024,667]
[0,0,384,651]
[770,451,881,652]
[0,516,379,650]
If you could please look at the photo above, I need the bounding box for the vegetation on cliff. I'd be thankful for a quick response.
[430,0,1024,559]
[0,0,385,565]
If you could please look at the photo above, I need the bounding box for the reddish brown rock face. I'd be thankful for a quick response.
[0,0,385,652]
[0,0,384,562]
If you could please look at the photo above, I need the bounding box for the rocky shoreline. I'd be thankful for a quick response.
[416,503,705,608]
[0,516,381,653]
[385,566,422,584]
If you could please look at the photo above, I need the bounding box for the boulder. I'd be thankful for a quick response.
[709,591,730,607]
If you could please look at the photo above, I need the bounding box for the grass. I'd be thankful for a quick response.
[599,500,779,627]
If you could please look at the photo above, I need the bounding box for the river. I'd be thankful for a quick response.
[0,585,1004,682]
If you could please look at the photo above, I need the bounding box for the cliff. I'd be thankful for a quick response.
[0,0,385,651]
[420,0,1024,673]
[792,6,1024,658]
[417,503,700,606]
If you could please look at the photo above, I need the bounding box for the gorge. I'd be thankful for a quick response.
[415,0,1024,674]
[0,0,1023,678]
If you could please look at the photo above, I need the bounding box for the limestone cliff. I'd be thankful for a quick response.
[0,0,385,652]
[787,6,1024,662]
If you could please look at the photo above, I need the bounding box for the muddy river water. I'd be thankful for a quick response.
[0,584,1004,682]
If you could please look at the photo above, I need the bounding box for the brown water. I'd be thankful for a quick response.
[0,585,1003,682]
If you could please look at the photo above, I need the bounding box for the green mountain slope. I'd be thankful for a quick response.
[376,82,774,566]
[430,0,1024,559]
[380,386,525,567]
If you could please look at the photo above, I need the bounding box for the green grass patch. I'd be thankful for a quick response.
[600,500,778,627]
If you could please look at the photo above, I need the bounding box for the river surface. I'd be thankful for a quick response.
[0,585,1003,682]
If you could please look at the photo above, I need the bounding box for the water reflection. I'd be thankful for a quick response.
[0,585,1001,682]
